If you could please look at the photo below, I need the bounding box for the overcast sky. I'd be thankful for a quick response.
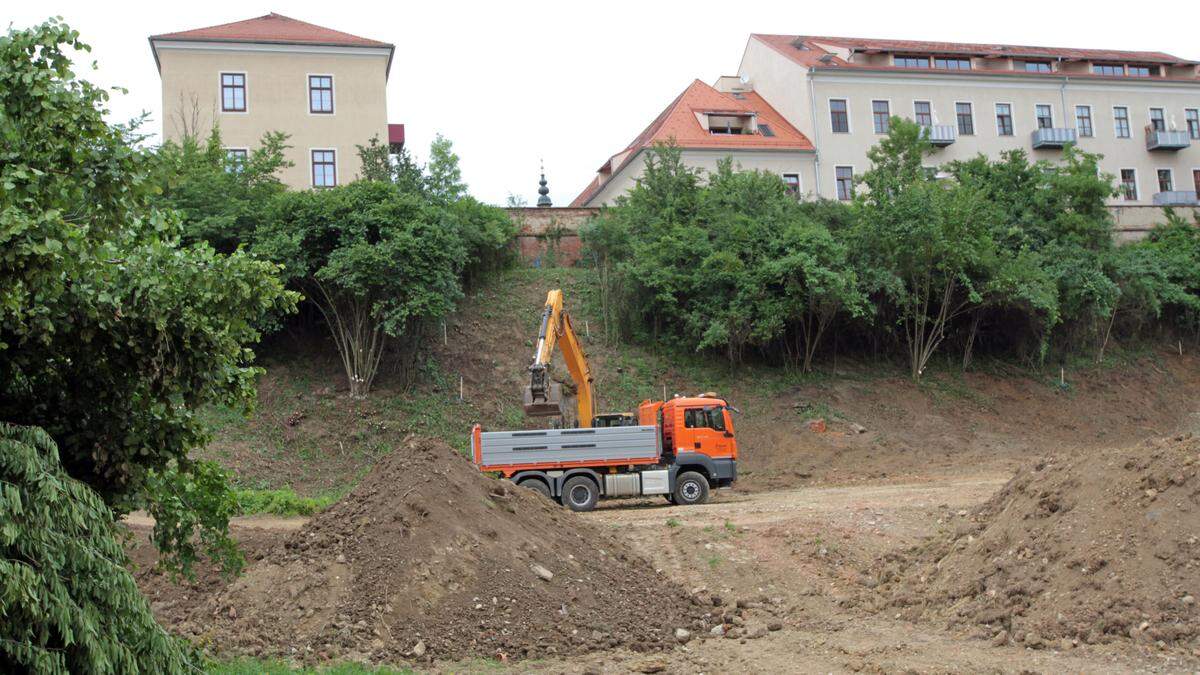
[9,0,1199,205]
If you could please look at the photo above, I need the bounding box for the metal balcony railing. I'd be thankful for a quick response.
[919,124,957,146]
[1030,127,1077,149]
[1152,191,1200,206]
[1145,127,1191,151]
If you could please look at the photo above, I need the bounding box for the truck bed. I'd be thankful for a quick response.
[473,425,661,472]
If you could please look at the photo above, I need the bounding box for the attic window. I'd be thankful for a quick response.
[732,92,746,100]
[759,123,775,137]
[707,113,755,135]
[894,55,930,68]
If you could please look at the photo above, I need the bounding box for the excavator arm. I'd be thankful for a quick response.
[523,289,595,427]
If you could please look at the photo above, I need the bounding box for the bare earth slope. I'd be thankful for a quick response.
[869,434,1200,650]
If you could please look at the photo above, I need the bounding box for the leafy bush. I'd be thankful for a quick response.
[0,424,195,672]
[233,488,340,517]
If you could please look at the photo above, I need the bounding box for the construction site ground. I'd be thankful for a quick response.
[130,267,1200,673]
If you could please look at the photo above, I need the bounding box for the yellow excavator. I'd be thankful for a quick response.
[523,289,634,428]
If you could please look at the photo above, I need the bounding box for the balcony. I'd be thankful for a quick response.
[1145,127,1191,151]
[1152,191,1200,206]
[919,124,957,147]
[1030,127,1077,149]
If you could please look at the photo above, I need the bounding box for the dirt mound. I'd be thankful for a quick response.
[868,435,1200,649]
[182,437,705,663]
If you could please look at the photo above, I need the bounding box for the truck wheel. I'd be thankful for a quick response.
[516,478,551,500]
[674,471,710,506]
[560,476,599,512]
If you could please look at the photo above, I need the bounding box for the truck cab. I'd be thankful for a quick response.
[641,396,739,489]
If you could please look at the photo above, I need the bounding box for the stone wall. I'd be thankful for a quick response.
[1111,205,1198,242]
[507,207,598,267]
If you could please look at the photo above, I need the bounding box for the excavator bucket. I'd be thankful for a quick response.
[523,382,564,417]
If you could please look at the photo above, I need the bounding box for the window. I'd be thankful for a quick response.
[895,55,929,68]
[311,150,336,187]
[1017,60,1052,72]
[922,166,938,180]
[1120,169,1138,201]
[934,57,971,70]
[1127,65,1154,77]
[224,148,248,172]
[1093,63,1123,76]
[684,407,725,431]
[830,99,849,133]
[914,101,932,126]
[995,103,1014,136]
[1194,169,1200,196]
[1035,104,1053,129]
[220,73,246,112]
[835,166,853,201]
[759,123,775,137]
[1187,109,1200,139]
[1075,105,1093,137]
[872,100,890,134]
[1113,107,1131,138]
[308,75,333,114]
[956,102,974,135]
[1158,169,1174,193]
[782,173,800,197]
[1150,108,1166,132]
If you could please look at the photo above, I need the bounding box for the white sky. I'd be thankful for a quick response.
[8,0,1199,205]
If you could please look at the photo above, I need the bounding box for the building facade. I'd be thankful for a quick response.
[737,34,1200,237]
[572,79,816,207]
[150,13,399,190]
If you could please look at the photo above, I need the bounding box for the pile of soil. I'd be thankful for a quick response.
[179,437,705,663]
[867,435,1200,649]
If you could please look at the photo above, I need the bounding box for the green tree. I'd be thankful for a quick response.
[155,125,292,252]
[0,424,196,672]
[255,182,468,396]
[356,134,425,195]
[1,19,297,576]
[426,133,467,202]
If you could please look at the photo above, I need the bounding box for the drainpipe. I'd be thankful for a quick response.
[807,69,823,198]
[1058,57,1068,126]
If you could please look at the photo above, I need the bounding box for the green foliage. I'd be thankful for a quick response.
[426,133,467,202]
[0,423,196,673]
[155,126,292,252]
[1,19,298,575]
[233,487,340,516]
[356,135,425,195]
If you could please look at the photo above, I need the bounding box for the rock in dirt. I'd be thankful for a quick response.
[674,627,691,644]
[870,435,1200,648]
[175,437,705,663]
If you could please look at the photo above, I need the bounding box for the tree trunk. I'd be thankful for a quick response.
[962,310,982,370]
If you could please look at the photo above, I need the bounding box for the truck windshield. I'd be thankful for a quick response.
[684,407,726,431]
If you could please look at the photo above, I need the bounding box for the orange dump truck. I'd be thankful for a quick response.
[471,395,738,512]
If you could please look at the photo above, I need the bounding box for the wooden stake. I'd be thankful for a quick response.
[442,321,448,345]
[1060,367,1065,386]
[1179,340,1183,356]
[584,320,590,337]
[459,375,464,401]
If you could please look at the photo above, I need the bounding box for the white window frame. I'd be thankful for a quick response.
[306,73,336,116]
[1148,107,1166,132]
[828,97,852,134]
[1119,167,1139,201]
[955,100,975,136]
[913,100,933,126]
[1034,103,1055,129]
[310,148,338,188]
[834,165,855,201]
[1185,108,1200,140]
[223,147,249,172]
[994,101,1015,136]
[1074,104,1094,138]
[782,172,802,197]
[871,98,893,134]
[218,71,249,115]
[1156,167,1174,194]
[1112,104,1131,139]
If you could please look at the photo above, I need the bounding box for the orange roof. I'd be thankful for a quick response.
[151,13,390,48]
[571,79,813,207]
[752,34,1199,79]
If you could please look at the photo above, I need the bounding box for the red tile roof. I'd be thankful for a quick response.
[152,13,391,48]
[570,79,814,207]
[752,34,1199,78]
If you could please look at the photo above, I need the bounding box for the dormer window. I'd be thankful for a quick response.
[1017,60,1052,72]
[1092,63,1159,77]
[706,113,755,135]
[933,57,971,70]
[895,55,930,68]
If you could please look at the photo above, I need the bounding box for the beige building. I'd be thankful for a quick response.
[737,35,1200,238]
[572,79,816,207]
[150,13,400,190]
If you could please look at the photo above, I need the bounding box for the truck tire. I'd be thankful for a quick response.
[516,478,551,500]
[673,471,710,506]
[560,476,599,512]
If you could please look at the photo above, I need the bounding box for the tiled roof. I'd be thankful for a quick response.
[570,79,813,207]
[151,13,391,48]
[753,34,1199,72]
